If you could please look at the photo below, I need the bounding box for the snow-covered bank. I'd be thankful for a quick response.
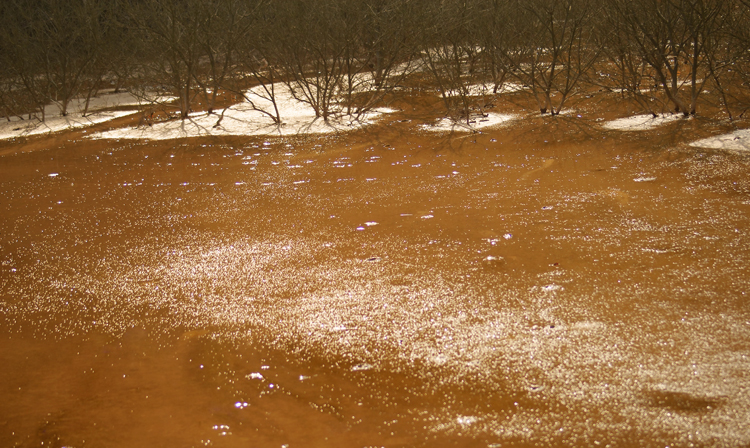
[420,113,517,133]
[0,110,135,140]
[443,82,526,97]
[90,84,395,140]
[689,129,750,152]
[0,92,169,139]
[0,91,165,140]
[602,113,685,131]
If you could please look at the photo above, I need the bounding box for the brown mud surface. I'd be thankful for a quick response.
[1,97,750,447]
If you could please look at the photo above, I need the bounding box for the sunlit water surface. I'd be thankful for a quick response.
[1,123,749,447]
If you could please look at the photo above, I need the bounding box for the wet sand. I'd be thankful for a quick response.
[1,109,750,447]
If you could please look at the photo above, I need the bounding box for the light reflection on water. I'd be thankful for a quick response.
[1,131,749,446]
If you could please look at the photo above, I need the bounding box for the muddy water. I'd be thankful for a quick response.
[1,120,750,447]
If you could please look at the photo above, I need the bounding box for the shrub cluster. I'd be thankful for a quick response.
[2,0,749,123]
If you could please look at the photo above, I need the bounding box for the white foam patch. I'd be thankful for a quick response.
[89,83,395,140]
[689,129,750,151]
[420,113,517,133]
[602,114,684,131]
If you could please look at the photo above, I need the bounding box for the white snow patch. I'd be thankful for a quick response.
[689,129,750,152]
[611,88,653,95]
[602,114,684,131]
[89,83,395,140]
[420,113,517,133]
[70,91,171,110]
[444,82,525,97]
[0,91,169,140]
[1,110,133,140]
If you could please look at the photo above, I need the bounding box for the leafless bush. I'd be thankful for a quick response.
[605,0,733,117]
[1,0,748,126]
[0,0,108,120]
[419,0,498,124]
[500,0,602,115]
